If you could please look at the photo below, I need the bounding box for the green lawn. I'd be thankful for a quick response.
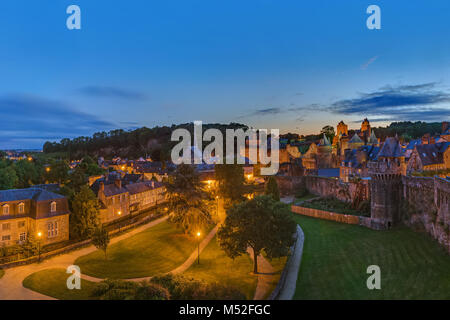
[23,268,97,300]
[293,214,450,299]
[184,236,258,300]
[75,221,198,279]
[299,197,369,216]
[0,269,4,279]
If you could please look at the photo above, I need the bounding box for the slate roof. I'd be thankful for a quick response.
[378,137,403,158]
[0,187,65,203]
[122,174,143,184]
[415,142,450,166]
[125,181,164,195]
[349,134,363,144]
[90,177,128,197]
[407,139,422,150]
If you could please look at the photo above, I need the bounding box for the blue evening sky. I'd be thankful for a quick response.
[1,0,449,149]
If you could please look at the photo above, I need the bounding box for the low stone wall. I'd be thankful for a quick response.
[0,212,165,269]
[291,205,360,225]
[268,225,304,300]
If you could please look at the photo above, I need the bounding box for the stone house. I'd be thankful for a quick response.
[91,179,130,224]
[407,142,450,174]
[126,181,166,213]
[0,187,70,248]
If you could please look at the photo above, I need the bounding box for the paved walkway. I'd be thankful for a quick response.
[80,224,219,283]
[0,216,168,300]
[247,249,276,300]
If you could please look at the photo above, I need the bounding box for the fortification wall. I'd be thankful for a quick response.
[276,175,368,203]
[402,176,450,253]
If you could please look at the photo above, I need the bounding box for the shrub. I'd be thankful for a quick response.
[150,274,245,300]
[91,279,169,300]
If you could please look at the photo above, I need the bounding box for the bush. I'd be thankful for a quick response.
[150,274,245,300]
[91,279,169,300]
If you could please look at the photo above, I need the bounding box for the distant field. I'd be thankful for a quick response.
[23,268,97,300]
[184,236,258,300]
[75,221,198,279]
[293,214,450,299]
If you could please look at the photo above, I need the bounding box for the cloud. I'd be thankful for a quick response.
[328,83,450,121]
[360,56,378,70]
[78,86,146,100]
[0,94,116,149]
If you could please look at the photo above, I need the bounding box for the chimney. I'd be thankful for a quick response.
[115,179,122,189]
[443,121,449,133]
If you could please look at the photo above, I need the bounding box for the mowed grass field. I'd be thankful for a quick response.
[23,268,97,300]
[184,236,258,299]
[75,221,198,279]
[293,214,450,299]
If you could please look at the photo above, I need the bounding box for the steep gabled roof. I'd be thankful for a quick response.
[368,131,378,144]
[415,144,444,166]
[378,137,403,158]
[349,134,363,144]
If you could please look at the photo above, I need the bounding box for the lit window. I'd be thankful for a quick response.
[18,202,25,214]
[2,223,10,231]
[50,201,57,212]
[2,204,9,215]
[47,221,59,238]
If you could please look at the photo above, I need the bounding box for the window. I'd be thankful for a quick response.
[2,223,10,231]
[1,235,11,241]
[19,232,26,242]
[2,204,9,215]
[18,202,25,214]
[47,221,59,238]
[50,201,57,212]
[18,221,25,228]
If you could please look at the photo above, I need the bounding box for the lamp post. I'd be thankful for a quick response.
[196,232,201,264]
[117,210,122,232]
[216,196,219,217]
[37,231,42,262]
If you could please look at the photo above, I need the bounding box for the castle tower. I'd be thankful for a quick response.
[361,118,371,137]
[368,137,406,229]
[337,121,348,136]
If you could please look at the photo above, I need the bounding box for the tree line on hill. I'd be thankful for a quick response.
[43,122,248,161]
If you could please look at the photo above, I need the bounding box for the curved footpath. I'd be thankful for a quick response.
[1,201,297,300]
[0,216,168,300]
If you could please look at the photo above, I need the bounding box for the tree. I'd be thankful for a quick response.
[92,226,110,260]
[45,160,70,184]
[321,125,335,142]
[165,164,211,234]
[0,166,18,190]
[217,195,296,274]
[70,185,100,239]
[14,160,39,188]
[214,163,246,204]
[265,176,280,201]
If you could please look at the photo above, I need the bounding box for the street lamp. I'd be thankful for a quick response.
[37,231,42,262]
[216,196,219,217]
[117,210,122,232]
[196,231,201,264]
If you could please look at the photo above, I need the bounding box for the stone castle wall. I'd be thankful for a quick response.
[276,175,368,203]
[277,174,450,253]
[401,176,449,253]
